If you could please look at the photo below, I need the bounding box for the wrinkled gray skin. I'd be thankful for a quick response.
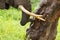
[0,0,31,26]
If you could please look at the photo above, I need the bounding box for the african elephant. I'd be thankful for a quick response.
[0,0,31,26]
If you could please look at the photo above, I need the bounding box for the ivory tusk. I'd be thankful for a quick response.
[18,5,45,21]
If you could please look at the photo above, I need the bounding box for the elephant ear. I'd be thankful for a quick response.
[0,0,5,9]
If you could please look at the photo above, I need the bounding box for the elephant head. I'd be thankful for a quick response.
[14,0,31,26]
[13,0,31,26]
[0,0,31,26]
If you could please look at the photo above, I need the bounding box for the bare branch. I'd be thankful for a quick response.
[18,5,45,21]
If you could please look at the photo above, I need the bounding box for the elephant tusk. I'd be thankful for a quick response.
[18,5,45,21]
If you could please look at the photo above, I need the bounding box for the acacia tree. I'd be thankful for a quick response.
[25,0,60,40]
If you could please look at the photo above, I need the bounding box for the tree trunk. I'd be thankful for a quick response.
[26,0,60,40]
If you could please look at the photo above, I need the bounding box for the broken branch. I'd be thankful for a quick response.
[18,5,45,21]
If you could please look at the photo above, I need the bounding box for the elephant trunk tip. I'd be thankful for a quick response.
[20,20,28,26]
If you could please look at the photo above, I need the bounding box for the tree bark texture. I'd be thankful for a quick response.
[26,0,60,40]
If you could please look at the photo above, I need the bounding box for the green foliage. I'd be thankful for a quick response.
[56,19,60,40]
[0,0,60,40]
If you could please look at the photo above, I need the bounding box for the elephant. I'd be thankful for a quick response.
[0,0,31,26]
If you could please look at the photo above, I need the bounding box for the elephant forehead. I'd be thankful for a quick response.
[14,0,30,5]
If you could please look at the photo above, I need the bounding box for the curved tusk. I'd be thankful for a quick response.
[18,5,45,21]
